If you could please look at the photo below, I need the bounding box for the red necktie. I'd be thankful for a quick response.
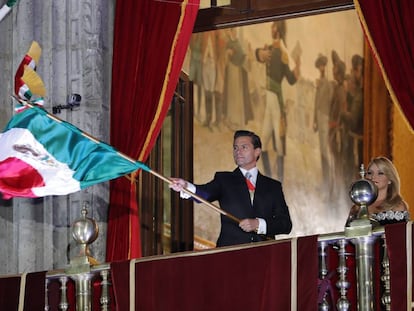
[245,172,255,190]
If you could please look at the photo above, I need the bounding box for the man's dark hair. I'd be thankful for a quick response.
[234,130,262,149]
[352,54,364,69]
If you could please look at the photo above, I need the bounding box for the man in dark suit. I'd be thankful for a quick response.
[170,130,292,247]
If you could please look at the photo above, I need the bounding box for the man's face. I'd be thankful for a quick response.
[271,23,279,40]
[318,64,326,74]
[333,64,344,82]
[352,65,363,83]
[233,136,261,170]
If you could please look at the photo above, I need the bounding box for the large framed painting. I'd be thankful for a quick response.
[182,9,365,244]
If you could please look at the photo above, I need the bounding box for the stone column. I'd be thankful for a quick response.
[0,0,114,274]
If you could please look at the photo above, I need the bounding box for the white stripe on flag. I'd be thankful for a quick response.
[0,4,12,22]
[0,128,81,196]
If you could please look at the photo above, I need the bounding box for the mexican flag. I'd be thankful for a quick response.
[0,106,149,199]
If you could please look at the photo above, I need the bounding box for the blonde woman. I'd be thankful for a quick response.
[347,156,409,226]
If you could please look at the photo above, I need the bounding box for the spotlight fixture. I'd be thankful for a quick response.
[52,93,81,114]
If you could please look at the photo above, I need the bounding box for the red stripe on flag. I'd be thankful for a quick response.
[0,157,44,199]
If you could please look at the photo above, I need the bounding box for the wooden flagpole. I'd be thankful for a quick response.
[148,169,241,223]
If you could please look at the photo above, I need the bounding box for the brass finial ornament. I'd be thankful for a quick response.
[349,164,378,219]
[66,202,100,310]
[67,202,99,272]
[345,164,378,237]
[345,164,379,309]
[72,204,99,247]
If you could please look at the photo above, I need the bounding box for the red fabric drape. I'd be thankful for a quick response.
[297,236,319,310]
[354,0,414,130]
[385,222,412,311]
[0,276,21,309]
[0,271,47,310]
[106,0,200,261]
[110,239,319,311]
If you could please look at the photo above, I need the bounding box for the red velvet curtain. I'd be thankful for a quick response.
[354,0,414,130]
[106,0,199,261]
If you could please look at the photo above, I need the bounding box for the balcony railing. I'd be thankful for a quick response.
[1,200,411,310]
[38,226,400,310]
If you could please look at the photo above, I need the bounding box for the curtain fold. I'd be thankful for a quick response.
[354,0,414,131]
[106,0,199,261]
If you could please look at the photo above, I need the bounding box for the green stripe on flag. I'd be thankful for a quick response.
[6,0,18,8]
[3,106,149,189]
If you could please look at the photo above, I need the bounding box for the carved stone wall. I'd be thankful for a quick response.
[0,0,114,274]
